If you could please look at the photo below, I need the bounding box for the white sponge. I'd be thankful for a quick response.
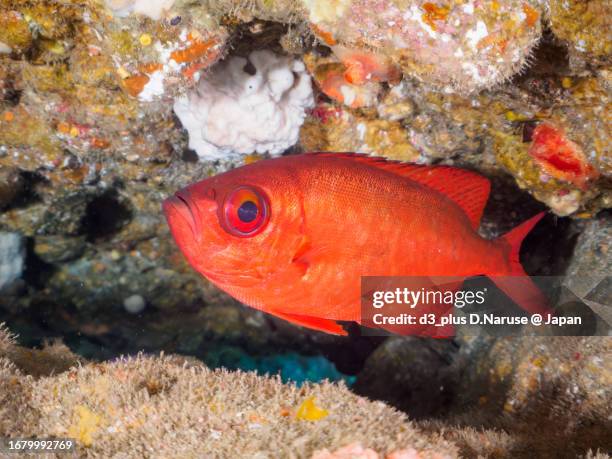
[173,50,314,160]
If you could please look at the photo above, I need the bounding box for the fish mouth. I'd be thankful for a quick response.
[163,191,200,240]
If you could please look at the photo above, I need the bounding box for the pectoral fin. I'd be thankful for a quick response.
[290,236,334,277]
[271,310,348,335]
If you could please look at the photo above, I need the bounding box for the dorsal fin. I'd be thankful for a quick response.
[307,152,490,229]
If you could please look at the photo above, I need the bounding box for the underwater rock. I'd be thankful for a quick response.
[302,62,610,216]
[301,101,421,162]
[495,72,610,216]
[562,212,612,327]
[443,335,612,457]
[353,337,458,419]
[174,49,314,159]
[40,246,203,313]
[97,0,227,103]
[33,235,86,264]
[0,326,458,458]
[377,83,416,121]
[123,293,146,314]
[0,0,228,167]
[548,0,612,70]
[0,167,23,209]
[0,9,32,55]
[196,302,272,347]
[304,0,543,93]
[0,232,24,291]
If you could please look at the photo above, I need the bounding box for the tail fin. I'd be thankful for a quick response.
[490,212,553,315]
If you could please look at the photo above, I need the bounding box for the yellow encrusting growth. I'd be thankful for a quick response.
[296,396,330,421]
[139,33,152,46]
[67,405,103,447]
[421,3,450,31]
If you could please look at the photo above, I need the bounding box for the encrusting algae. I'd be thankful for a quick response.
[548,0,612,69]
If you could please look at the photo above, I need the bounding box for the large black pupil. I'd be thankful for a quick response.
[238,200,258,223]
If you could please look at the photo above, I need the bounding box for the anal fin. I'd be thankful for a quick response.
[272,310,348,335]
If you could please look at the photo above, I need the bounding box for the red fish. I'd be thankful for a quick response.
[163,153,550,336]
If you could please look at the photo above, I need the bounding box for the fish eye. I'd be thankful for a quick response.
[237,200,258,222]
[222,186,269,237]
